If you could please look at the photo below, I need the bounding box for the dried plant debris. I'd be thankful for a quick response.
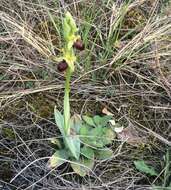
[0,0,170,189]
[117,126,146,146]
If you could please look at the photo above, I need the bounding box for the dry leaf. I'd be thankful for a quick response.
[114,126,124,133]
[102,107,116,126]
[109,119,116,126]
[117,126,146,146]
[102,107,113,116]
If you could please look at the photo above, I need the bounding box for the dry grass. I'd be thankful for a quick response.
[0,0,171,189]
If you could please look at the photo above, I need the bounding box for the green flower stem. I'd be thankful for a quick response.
[64,67,72,135]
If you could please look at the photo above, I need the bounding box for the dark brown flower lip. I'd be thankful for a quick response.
[73,39,85,51]
[57,59,68,72]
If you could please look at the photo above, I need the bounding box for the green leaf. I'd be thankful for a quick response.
[93,115,113,127]
[70,114,82,133]
[65,135,80,160]
[83,115,96,127]
[80,125,115,148]
[102,128,116,145]
[48,149,68,168]
[90,127,104,147]
[71,158,94,177]
[96,148,113,160]
[79,125,89,136]
[80,126,104,148]
[101,115,113,126]
[54,107,65,135]
[93,115,102,126]
[134,160,158,176]
[81,146,94,159]
[79,124,92,145]
[63,114,82,160]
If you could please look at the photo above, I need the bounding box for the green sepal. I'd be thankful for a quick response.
[63,52,76,72]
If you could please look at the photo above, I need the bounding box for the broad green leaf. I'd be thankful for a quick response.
[102,128,116,145]
[93,115,102,126]
[70,114,82,133]
[83,115,96,127]
[54,107,65,135]
[65,135,80,160]
[79,125,92,145]
[64,114,82,160]
[80,126,104,148]
[71,158,94,177]
[80,125,115,148]
[89,126,104,148]
[134,160,158,176]
[93,115,113,127]
[48,149,68,168]
[96,148,113,160]
[81,146,94,159]
[79,125,89,136]
[101,115,113,126]
[91,126,103,135]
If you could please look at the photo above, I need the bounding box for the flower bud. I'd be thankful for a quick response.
[57,60,68,72]
[73,39,85,51]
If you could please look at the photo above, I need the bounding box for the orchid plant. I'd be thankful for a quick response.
[48,12,116,176]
